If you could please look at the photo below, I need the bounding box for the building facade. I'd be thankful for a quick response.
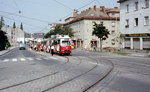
[1,26,25,45]
[1,25,13,44]
[118,0,150,50]
[64,5,120,50]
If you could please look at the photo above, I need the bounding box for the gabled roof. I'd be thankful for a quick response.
[64,6,120,25]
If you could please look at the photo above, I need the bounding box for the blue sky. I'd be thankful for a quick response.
[0,0,119,33]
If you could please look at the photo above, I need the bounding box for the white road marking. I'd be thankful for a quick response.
[3,59,9,62]
[12,58,17,62]
[27,58,34,61]
[20,58,26,61]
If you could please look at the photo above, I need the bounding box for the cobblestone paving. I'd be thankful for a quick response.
[0,49,113,92]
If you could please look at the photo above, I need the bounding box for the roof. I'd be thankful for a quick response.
[64,6,120,25]
[117,0,128,3]
[32,33,44,38]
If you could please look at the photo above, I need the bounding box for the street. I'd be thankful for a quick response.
[0,48,150,92]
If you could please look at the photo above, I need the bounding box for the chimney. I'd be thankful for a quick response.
[94,5,96,11]
[100,6,105,12]
[73,11,78,17]
[114,7,118,9]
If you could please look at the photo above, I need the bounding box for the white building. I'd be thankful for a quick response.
[118,0,150,50]
[64,5,120,50]
[1,25,13,44]
[1,26,25,45]
[15,27,25,43]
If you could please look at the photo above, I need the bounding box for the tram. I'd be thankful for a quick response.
[51,34,72,55]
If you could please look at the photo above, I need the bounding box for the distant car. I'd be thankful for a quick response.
[19,43,26,50]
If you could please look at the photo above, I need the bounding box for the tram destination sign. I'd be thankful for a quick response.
[126,34,150,37]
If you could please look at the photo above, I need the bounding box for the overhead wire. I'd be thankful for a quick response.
[12,0,20,11]
[1,0,102,33]
[0,14,44,29]
[57,0,96,22]
[52,0,74,11]
[0,11,50,23]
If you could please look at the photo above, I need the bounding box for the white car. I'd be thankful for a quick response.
[19,43,26,50]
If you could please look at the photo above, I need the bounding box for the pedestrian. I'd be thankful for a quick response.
[51,44,55,56]
[93,45,96,51]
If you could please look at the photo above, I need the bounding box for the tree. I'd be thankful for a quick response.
[62,26,75,37]
[13,22,16,28]
[92,22,110,51]
[44,25,75,38]
[0,16,5,29]
[20,22,23,30]
[0,30,9,50]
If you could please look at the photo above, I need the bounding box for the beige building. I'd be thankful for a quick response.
[1,25,13,44]
[1,26,25,45]
[14,27,25,44]
[64,5,120,50]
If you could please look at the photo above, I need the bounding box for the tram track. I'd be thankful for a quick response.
[0,55,83,91]
[43,53,114,92]
[83,59,114,92]
[0,56,70,91]
[76,52,114,92]
[41,55,98,92]
[0,50,115,92]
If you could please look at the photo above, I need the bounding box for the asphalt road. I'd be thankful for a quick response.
[0,48,150,92]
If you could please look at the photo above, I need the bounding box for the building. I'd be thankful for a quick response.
[31,33,44,43]
[1,25,13,44]
[64,5,120,50]
[118,0,150,50]
[14,27,25,43]
[25,32,31,43]
[1,26,25,45]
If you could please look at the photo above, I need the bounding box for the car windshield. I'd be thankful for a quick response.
[20,43,25,47]
[61,41,70,47]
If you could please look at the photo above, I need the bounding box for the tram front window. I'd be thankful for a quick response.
[61,41,71,47]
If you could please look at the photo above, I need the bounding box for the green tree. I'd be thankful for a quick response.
[62,26,75,37]
[0,16,5,29]
[0,30,9,50]
[20,22,23,30]
[92,22,110,51]
[44,25,75,38]
[13,22,16,28]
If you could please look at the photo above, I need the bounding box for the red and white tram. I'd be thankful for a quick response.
[51,35,72,55]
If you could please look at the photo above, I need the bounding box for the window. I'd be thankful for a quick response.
[135,18,138,27]
[145,0,149,8]
[111,30,115,36]
[125,19,129,28]
[135,2,138,11]
[111,13,115,17]
[126,4,129,12]
[92,21,95,25]
[144,16,149,25]
[112,22,115,27]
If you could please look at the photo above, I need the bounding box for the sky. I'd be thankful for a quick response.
[0,0,119,33]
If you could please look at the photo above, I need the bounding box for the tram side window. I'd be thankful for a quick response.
[61,41,71,47]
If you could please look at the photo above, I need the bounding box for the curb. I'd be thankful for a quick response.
[0,47,17,56]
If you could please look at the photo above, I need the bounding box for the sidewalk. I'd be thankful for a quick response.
[0,47,16,56]
[76,48,150,58]
[121,49,150,57]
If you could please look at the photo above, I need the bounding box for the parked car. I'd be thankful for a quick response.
[19,43,26,50]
